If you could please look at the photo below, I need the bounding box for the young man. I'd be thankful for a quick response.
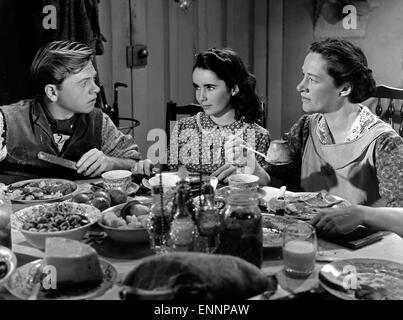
[0,41,152,184]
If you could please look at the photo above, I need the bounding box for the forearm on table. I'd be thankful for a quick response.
[361,205,403,237]
[105,156,138,171]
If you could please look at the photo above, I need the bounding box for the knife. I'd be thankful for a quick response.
[38,151,77,170]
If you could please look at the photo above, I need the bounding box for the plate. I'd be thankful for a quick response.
[266,192,350,220]
[6,178,77,203]
[90,181,140,196]
[261,214,301,248]
[6,258,117,300]
[266,160,293,166]
[318,258,403,300]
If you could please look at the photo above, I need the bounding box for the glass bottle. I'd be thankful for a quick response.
[147,185,172,254]
[217,189,263,268]
[172,176,197,222]
[169,187,195,251]
[195,182,221,253]
[0,184,12,249]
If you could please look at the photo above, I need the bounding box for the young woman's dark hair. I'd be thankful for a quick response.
[309,38,376,103]
[193,48,262,124]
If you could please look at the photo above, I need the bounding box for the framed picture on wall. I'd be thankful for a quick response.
[313,0,380,39]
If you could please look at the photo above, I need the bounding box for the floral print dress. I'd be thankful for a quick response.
[169,112,271,175]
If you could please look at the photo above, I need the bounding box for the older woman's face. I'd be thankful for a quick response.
[296,52,345,114]
[192,67,233,117]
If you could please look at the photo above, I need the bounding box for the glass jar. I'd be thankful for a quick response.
[217,189,262,268]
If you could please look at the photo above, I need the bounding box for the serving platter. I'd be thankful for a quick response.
[6,258,117,300]
[267,192,350,220]
[318,258,403,300]
[6,178,77,203]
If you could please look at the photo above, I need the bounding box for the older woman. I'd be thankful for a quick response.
[274,38,403,206]
[169,48,271,185]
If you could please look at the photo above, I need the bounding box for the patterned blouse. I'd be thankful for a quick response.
[169,112,271,174]
[282,105,403,207]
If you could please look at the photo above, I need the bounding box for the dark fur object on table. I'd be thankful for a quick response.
[120,252,269,300]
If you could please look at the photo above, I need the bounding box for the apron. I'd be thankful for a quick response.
[301,115,395,205]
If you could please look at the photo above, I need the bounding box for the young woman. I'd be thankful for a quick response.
[277,38,403,206]
[169,48,270,185]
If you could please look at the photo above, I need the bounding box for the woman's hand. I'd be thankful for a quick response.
[310,205,365,235]
[211,163,237,183]
[224,136,256,171]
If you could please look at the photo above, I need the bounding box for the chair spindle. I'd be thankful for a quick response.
[375,98,383,117]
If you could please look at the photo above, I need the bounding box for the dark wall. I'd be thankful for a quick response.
[0,0,48,105]
[0,0,104,106]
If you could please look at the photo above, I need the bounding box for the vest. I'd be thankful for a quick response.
[300,114,395,205]
[0,99,102,184]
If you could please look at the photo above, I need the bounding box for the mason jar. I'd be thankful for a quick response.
[217,189,263,268]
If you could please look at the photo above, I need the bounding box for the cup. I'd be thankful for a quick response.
[282,222,317,278]
[266,139,291,164]
[102,170,132,191]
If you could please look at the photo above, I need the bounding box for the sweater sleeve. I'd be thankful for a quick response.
[100,113,141,160]
[374,131,403,207]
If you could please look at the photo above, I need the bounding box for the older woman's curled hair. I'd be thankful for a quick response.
[309,38,376,103]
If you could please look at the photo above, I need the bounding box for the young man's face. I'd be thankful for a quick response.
[55,61,100,116]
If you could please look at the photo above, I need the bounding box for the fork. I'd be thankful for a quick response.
[240,144,267,158]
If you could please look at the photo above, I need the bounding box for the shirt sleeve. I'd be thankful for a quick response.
[100,113,141,160]
[0,112,7,161]
[284,114,311,160]
[254,128,271,172]
[374,131,403,207]
[168,120,181,171]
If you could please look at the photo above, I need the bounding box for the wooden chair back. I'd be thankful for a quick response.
[166,101,203,141]
[365,84,403,137]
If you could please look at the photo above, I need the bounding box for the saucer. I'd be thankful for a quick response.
[266,160,293,166]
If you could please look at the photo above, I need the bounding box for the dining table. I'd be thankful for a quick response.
[1,179,403,300]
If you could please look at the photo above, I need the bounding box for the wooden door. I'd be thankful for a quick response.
[102,0,280,160]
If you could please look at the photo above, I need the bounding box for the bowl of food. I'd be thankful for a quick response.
[12,202,101,250]
[0,245,17,290]
[99,200,151,244]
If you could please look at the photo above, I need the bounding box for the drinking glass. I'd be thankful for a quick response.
[282,222,317,278]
